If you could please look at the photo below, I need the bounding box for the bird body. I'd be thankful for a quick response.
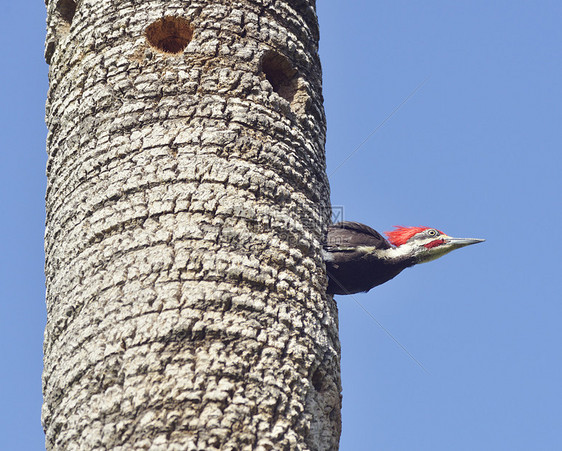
[324,221,484,295]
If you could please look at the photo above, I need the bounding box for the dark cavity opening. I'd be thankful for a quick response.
[261,50,298,103]
[56,0,76,25]
[145,16,193,54]
[311,368,323,391]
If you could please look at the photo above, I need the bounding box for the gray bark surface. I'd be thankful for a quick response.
[43,0,341,449]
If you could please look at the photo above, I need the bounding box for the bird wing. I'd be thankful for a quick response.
[325,221,391,251]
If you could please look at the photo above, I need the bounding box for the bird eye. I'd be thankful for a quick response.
[427,229,438,236]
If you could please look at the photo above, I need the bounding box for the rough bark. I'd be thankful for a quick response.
[43,0,341,449]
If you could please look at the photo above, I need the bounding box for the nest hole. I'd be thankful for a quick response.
[261,51,298,103]
[56,0,76,25]
[145,16,193,54]
[311,368,324,391]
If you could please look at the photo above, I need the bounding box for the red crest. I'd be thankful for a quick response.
[385,226,432,247]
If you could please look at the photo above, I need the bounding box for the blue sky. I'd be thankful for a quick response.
[1,1,561,449]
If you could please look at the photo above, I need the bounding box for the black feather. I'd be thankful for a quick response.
[325,221,391,251]
[324,222,413,295]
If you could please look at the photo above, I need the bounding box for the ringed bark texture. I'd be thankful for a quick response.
[43,0,341,449]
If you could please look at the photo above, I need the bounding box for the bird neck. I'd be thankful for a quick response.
[375,242,420,267]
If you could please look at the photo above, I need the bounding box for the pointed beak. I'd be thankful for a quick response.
[444,236,485,249]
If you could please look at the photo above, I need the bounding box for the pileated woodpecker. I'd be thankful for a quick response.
[324,221,484,295]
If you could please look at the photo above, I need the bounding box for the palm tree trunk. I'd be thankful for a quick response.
[43,0,341,449]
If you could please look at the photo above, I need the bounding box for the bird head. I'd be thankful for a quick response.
[385,226,485,263]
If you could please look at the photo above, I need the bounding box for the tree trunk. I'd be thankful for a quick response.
[43,1,341,449]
